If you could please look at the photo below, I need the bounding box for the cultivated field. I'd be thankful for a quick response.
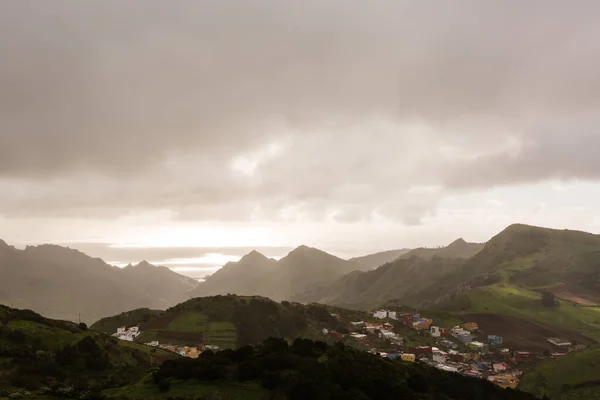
[138,312,236,348]
[465,313,595,352]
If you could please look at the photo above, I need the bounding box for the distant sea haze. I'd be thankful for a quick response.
[60,243,292,279]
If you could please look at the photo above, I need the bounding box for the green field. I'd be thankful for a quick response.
[138,312,237,349]
[520,345,600,399]
[444,283,600,342]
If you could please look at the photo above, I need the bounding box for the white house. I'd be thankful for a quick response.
[430,326,441,338]
[388,311,397,320]
[373,310,388,319]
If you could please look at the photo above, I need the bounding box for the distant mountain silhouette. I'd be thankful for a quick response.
[0,241,198,323]
[349,248,412,269]
[194,245,369,300]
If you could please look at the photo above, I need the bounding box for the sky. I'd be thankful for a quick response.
[2,1,600,276]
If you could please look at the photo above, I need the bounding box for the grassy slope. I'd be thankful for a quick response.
[93,295,342,349]
[0,305,176,394]
[520,345,600,400]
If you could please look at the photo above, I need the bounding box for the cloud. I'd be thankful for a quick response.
[1,1,600,224]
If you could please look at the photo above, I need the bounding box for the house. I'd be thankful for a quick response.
[388,311,398,320]
[401,353,416,362]
[412,314,421,322]
[547,338,572,347]
[413,318,433,330]
[463,322,479,332]
[448,352,465,363]
[145,341,159,347]
[463,370,482,379]
[432,351,448,363]
[399,313,414,326]
[468,341,489,354]
[322,328,329,335]
[439,339,458,349]
[493,363,509,373]
[112,326,141,342]
[350,321,365,327]
[454,331,472,344]
[350,333,368,340]
[437,364,458,373]
[379,330,396,339]
[430,326,441,337]
[204,345,220,351]
[386,353,401,360]
[499,348,510,355]
[373,310,388,319]
[409,346,433,357]
[514,351,532,362]
[488,375,519,390]
[488,335,503,346]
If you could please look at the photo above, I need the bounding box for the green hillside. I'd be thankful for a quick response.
[520,345,600,400]
[92,295,343,349]
[107,338,539,400]
[0,305,176,399]
[404,225,600,341]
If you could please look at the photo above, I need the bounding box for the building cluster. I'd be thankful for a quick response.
[146,341,221,358]
[112,326,141,342]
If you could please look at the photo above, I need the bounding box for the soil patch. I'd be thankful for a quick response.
[464,313,595,352]
[544,283,600,306]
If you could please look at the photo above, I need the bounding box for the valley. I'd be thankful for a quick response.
[3,223,600,399]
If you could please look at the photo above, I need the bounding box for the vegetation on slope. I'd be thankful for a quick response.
[109,338,540,400]
[0,305,176,398]
[92,295,342,348]
[520,345,600,400]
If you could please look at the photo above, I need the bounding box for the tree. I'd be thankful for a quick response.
[78,322,88,331]
[541,291,558,308]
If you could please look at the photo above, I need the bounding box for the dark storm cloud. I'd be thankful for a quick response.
[1,1,600,223]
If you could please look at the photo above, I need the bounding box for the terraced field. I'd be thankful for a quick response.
[139,312,237,348]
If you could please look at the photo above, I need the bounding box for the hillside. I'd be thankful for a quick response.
[194,246,368,301]
[107,338,539,400]
[92,295,348,349]
[293,239,481,309]
[349,248,412,269]
[0,305,176,398]
[0,241,199,323]
[520,345,600,400]
[407,224,600,341]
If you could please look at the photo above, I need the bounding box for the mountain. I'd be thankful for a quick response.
[194,245,368,301]
[293,239,482,309]
[193,250,278,297]
[397,238,484,261]
[0,241,199,323]
[406,224,600,341]
[349,248,412,269]
[0,305,176,395]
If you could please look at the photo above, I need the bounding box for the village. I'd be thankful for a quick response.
[322,308,586,390]
[110,308,585,391]
[111,325,220,359]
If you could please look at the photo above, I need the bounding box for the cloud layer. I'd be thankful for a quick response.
[2,1,600,224]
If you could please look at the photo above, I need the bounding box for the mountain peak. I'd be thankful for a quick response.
[239,250,269,263]
[448,238,467,247]
[0,239,8,248]
[134,260,154,268]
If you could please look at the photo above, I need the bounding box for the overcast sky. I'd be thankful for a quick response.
[2,1,600,264]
